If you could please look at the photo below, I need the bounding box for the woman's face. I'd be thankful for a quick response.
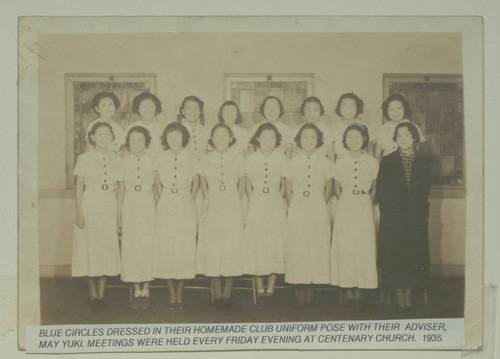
[300,128,318,152]
[303,101,322,122]
[396,127,415,151]
[129,131,147,155]
[138,99,157,120]
[263,98,281,121]
[212,127,232,151]
[222,105,238,125]
[95,97,116,119]
[340,98,357,120]
[182,100,201,122]
[258,129,277,151]
[387,100,405,122]
[166,130,184,151]
[92,125,114,149]
[345,129,364,152]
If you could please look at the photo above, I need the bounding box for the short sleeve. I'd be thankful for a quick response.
[73,154,87,177]
[284,160,294,181]
[236,155,245,178]
[415,123,426,143]
[367,156,380,181]
[116,158,125,181]
[198,155,209,177]
[322,158,335,180]
[190,155,200,178]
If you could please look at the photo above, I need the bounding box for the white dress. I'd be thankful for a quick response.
[330,152,379,288]
[85,118,124,154]
[119,153,156,283]
[374,119,426,157]
[229,125,250,157]
[284,151,334,284]
[196,151,245,277]
[153,149,199,279]
[72,149,121,277]
[243,151,287,275]
[182,119,210,160]
[249,120,293,155]
[292,120,334,158]
[122,119,167,158]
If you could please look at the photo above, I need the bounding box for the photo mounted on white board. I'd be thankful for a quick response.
[18,16,483,353]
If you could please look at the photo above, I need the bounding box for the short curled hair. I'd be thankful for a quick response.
[249,122,282,148]
[300,96,325,116]
[382,94,411,120]
[342,123,370,150]
[91,92,121,112]
[124,126,152,150]
[218,100,242,125]
[208,123,237,148]
[88,121,115,146]
[294,122,324,149]
[161,122,190,150]
[335,92,364,118]
[393,121,421,144]
[178,95,205,125]
[259,96,284,119]
[132,92,162,115]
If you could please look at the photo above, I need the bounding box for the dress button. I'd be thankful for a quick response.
[137,167,140,170]
[104,179,107,183]
[265,162,268,165]
[173,183,176,187]
[221,172,224,176]
[137,175,140,179]
[265,168,268,171]
[307,174,311,178]
[194,147,197,151]
[264,180,267,184]
[174,167,177,170]
[265,174,268,178]
[354,184,358,188]
[354,176,357,179]
[308,184,311,188]
[354,168,358,171]
[354,161,358,164]
[104,164,107,168]
[137,158,140,162]
[104,172,107,175]
[174,157,177,161]
[174,175,177,178]
[102,157,106,161]
[308,165,311,169]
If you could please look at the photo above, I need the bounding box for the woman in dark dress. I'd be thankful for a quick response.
[376,122,432,308]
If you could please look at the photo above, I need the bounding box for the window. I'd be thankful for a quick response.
[224,74,314,129]
[383,74,465,198]
[65,74,157,188]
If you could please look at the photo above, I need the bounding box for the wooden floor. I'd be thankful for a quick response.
[40,276,464,325]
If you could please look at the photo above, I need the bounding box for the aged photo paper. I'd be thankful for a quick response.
[18,15,483,354]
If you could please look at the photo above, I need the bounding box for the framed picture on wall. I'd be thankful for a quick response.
[65,73,157,189]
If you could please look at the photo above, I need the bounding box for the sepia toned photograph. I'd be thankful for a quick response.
[18,16,483,352]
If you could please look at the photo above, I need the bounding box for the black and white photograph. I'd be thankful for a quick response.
[17,15,485,354]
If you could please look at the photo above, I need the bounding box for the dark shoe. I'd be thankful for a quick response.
[96,298,107,310]
[175,303,184,311]
[221,298,233,309]
[88,298,99,312]
[130,296,140,310]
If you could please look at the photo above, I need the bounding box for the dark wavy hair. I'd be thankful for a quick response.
[259,96,284,119]
[294,123,324,149]
[132,92,162,115]
[208,123,236,148]
[382,94,411,120]
[124,126,152,150]
[249,122,282,148]
[88,121,115,146]
[342,123,370,150]
[300,96,325,116]
[393,121,421,144]
[218,100,242,125]
[161,122,190,150]
[178,95,205,125]
[335,92,364,118]
[91,92,121,112]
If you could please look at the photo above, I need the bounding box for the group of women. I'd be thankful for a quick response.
[72,90,432,312]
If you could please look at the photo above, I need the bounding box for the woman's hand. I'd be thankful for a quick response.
[76,214,85,229]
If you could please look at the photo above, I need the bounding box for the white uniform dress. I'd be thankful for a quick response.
[119,153,156,283]
[243,151,287,275]
[249,120,293,156]
[284,151,334,284]
[153,149,199,279]
[374,119,426,157]
[85,118,124,154]
[122,119,167,158]
[72,149,121,277]
[196,151,245,277]
[229,125,250,156]
[330,152,379,288]
[292,120,335,158]
[331,119,373,159]
[182,119,210,220]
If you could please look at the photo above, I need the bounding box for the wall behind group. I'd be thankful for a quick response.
[37,32,465,276]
